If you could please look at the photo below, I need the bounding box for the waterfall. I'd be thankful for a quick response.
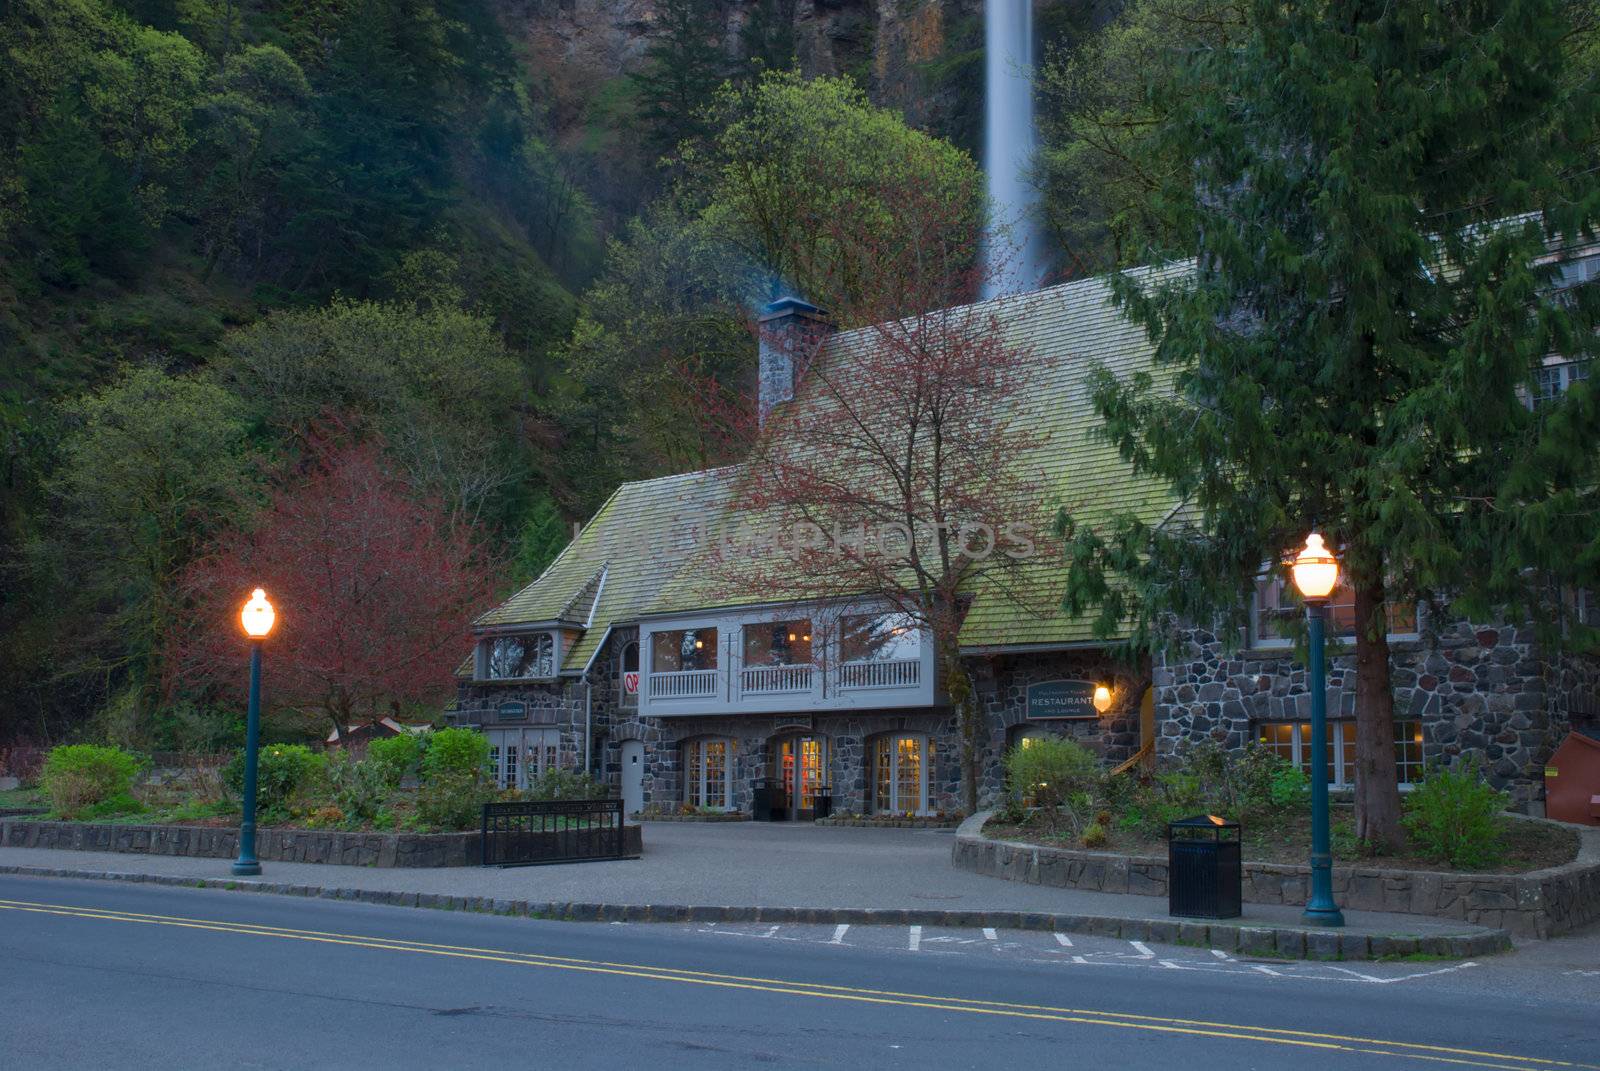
[982,0,1046,298]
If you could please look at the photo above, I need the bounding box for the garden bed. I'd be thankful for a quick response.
[955,812,1600,938]
[815,814,962,829]
[981,809,1579,875]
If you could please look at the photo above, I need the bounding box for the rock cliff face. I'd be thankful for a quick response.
[495,0,1009,146]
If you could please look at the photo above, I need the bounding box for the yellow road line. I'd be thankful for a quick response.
[0,897,1582,1070]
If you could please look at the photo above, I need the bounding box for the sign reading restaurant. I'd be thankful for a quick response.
[1025,680,1099,720]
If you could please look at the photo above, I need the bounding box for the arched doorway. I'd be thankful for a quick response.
[772,733,828,820]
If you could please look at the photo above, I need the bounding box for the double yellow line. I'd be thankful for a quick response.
[0,896,1584,1070]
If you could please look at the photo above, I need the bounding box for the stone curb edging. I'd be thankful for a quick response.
[813,817,962,829]
[0,862,1509,961]
[631,814,750,823]
[953,812,1600,940]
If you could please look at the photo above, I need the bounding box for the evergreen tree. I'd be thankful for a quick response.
[629,0,730,161]
[1058,0,1600,848]
[737,0,796,78]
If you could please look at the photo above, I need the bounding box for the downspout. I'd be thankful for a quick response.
[583,672,593,777]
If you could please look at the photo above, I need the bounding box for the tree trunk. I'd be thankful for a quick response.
[1352,572,1404,850]
[940,635,980,816]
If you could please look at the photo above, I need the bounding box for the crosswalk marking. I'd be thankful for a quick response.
[983,928,998,941]
[908,925,921,952]
[829,924,849,945]
[1054,933,1073,948]
[1129,941,1155,958]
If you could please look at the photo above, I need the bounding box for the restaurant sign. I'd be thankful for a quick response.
[496,701,527,723]
[1025,679,1098,720]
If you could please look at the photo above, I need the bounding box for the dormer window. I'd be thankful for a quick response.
[483,632,556,680]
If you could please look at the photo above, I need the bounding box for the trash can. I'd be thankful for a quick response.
[751,778,781,822]
[812,789,833,820]
[1168,814,1242,919]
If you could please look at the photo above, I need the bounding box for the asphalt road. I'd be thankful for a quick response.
[0,876,1594,1071]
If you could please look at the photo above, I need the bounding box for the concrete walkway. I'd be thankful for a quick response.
[0,822,1506,959]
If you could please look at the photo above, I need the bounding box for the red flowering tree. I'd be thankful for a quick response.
[170,440,494,740]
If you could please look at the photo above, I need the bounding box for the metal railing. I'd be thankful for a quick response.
[837,658,921,690]
[740,664,815,694]
[648,669,719,699]
[480,799,631,867]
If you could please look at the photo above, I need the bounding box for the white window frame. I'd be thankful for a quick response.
[1257,720,1423,788]
[871,732,933,816]
[480,631,558,681]
[1532,359,1591,409]
[487,728,561,790]
[683,737,734,812]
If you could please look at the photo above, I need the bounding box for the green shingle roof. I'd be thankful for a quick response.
[474,467,739,671]
[472,269,1177,659]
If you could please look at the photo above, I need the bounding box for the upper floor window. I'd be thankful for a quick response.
[743,619,813,667]
[484,632,556,680]
[840,612,921,663]
[1252,576,1417,648]
[651,627,718,672]
[1553,253,1600,293]
[1533,360,1590,408]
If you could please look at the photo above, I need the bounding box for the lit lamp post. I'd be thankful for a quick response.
[233,588,275,877]
[1290,534,1345,927]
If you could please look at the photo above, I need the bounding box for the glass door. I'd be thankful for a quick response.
[873,734,929,815]
[776,737,826,819]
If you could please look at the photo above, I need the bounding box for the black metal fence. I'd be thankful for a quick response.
[480,799,630,867]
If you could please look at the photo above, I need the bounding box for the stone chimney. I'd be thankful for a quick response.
[757,297,833,427]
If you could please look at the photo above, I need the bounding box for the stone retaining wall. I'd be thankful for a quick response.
[951,812,1600,938]
[1,819,643,868]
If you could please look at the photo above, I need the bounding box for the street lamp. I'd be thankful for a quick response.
[233,588,275,877]
[1290,533,1345,927]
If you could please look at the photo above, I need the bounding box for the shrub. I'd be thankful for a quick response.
[524,768,606,802]
[367,733,423,787]
[1402,758,1508,870]
[1004,738,1100,836]
[326,753,390,824]
[223,744,326,824]
[420,728,490,782]
[40,745,144,817]
[1081,821,1108,849]
[416,770,495,831]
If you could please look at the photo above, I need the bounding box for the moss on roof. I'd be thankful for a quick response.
[472,269,1177,659]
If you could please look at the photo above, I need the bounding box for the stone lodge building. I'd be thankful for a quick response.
[452,268,1600,819]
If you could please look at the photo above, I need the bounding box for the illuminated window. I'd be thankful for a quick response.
[1257,720,1422,787]
[684,738,733,810]
[651,628,718,672]
[871,733,933,815]
[840,612,921,662]
[742,619,814,666]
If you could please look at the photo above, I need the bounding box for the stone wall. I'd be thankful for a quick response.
[1154,616,1597,807]
[952,815,1600,938]
[1,819,644,868]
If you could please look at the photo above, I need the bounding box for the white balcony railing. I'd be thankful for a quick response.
[649,669,719,700]
[837,658,921,690]
[740,664,815,695]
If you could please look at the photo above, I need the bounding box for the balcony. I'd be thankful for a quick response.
[837,658,920,690]
[650,669,720,700]
[740,664,815,695]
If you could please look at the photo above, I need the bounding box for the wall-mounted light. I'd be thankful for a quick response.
[694,639,704,650]
[1093,684,1113,713]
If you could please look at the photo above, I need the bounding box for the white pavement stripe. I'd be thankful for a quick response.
[1129,941,1155,958]
[983,928,998,941]
[1054,933,1073,948]
[1211,949,1231,960]
[908,925,921,952]
[1158,960,1183,969]
[1251,965,1283,976]
[829,924,849,945]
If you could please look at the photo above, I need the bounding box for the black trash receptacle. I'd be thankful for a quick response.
[1168,814,1242,919]
[812,789,833,820]
[751,778,780,821]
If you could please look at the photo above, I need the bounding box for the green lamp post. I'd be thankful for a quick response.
[233,587,275,877]
[1291,533,1345,927]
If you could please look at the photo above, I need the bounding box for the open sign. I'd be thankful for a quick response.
[623,671,640,695]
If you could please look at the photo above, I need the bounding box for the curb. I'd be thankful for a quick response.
[0,862,1510,961]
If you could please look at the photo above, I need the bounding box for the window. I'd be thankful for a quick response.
[684,738,733,810]
[651,628,718,672]
[1553,252,1600,292]
[484,633,556,679]
[488,728,560,789]
[1257,720,1422,787]
[1252,577,1417,648]
[743,619,814,666]
[840,612,921,663]
[1533,360,1591,408]
[1009,725,1054,751]
[872,733,933,815]
[618,641,639,677]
